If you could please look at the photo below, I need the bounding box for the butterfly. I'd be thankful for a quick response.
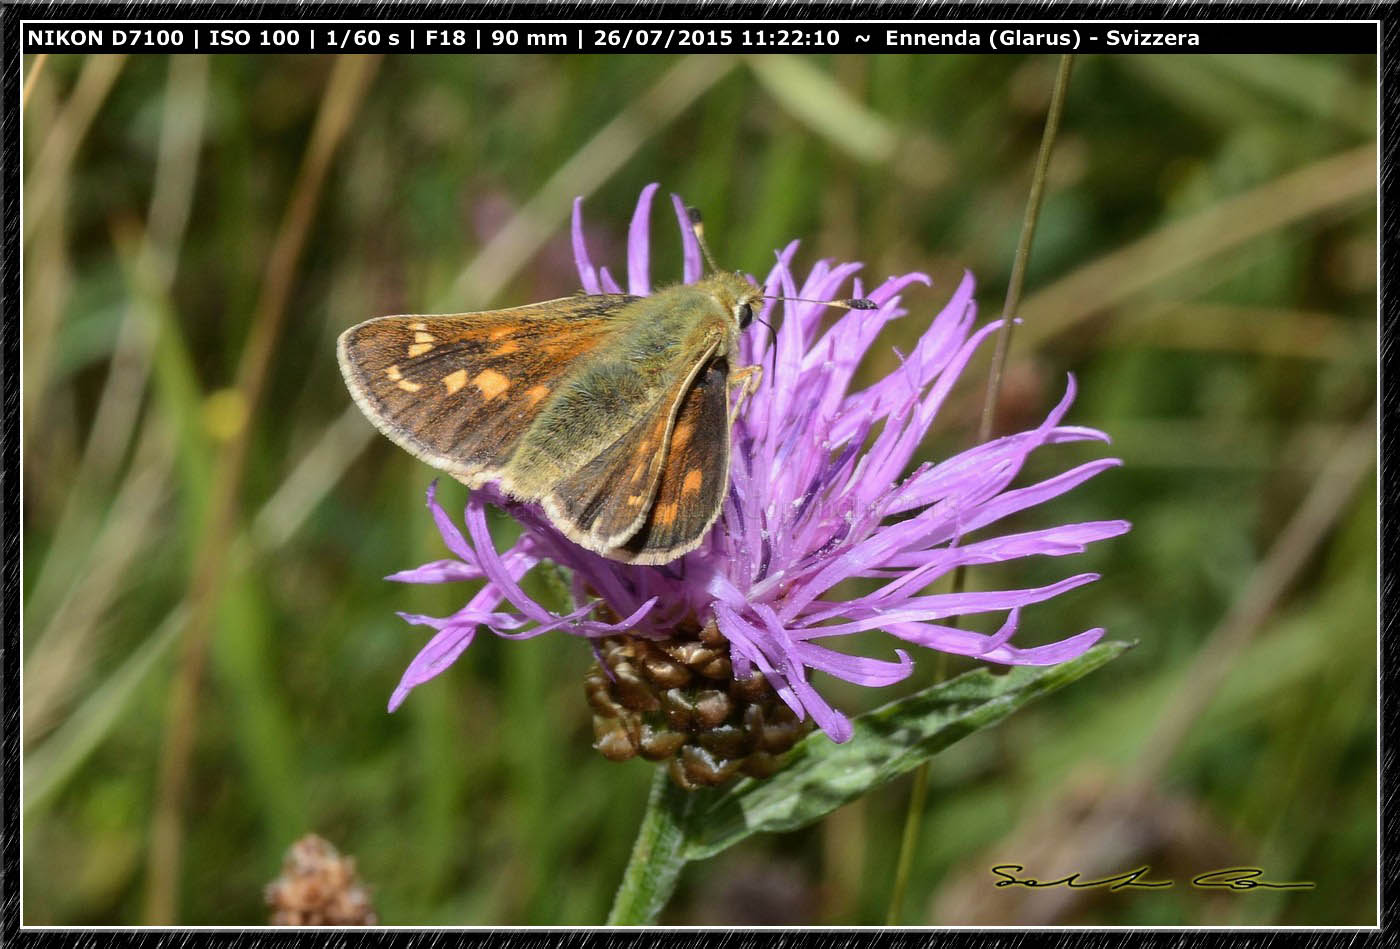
[337,209,871,565]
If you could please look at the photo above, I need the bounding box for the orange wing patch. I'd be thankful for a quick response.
[442,369,468,394]
[473,369,510,400]
[681,468,704,497]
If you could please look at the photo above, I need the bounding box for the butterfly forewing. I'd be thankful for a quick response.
[337,295,637,485]
[613,356,733,564]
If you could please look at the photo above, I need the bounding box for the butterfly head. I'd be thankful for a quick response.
[698,270,764,335]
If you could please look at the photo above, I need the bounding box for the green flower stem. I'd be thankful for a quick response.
[884,52,1077,926]
[607,768,693,925]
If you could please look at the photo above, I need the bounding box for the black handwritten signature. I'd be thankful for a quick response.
[991,864,1315,892]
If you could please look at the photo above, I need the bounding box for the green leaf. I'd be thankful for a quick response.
[681,641,1131,860]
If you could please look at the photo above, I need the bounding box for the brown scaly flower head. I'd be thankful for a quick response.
[265,834,377,926]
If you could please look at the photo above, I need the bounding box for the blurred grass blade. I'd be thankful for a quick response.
[23,423,173,740]
[25,607,186,812]
[1019,143,1375,347]
[25,406,381,810]
[747,55,897,164]
[1205,54,1374,135]
[112,216,215,513]
[1115,55,1278,131]
[27,50,210,638]
[211,573,306,853]
[682,641,1130,860]
[747,55,949,189]
[250,405,374,549]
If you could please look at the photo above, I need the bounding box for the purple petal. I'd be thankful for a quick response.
[396,609,525,631]
[463,495,556,623]
[572,197,600,293]
[389,620,477,711]
[950,459,1125,540]
[860,317,1008,503]
[796,574,1102,632]
[424,481,477,567]
[795,642,915,687]
[386,559,483,584]
[714,602,804,719]
[751,603,853,743]
[883,520,1133,573]
[831,272,975,445]
[628,182,660,294]
[981,627,1105,665]
[882,374,1084,515]
[387,543,543,709]
[571,595,660,637]
[671,192,703,283]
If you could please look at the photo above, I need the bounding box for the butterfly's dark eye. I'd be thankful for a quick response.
[737,302,754,329]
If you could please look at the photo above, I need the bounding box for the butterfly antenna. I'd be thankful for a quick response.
[755,296,875,372]
[686,207,724,275]
[763,294,878,311]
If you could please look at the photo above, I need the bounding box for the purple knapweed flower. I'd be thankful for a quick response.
[385,183,1130,742]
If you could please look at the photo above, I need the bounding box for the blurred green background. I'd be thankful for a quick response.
[22,52,1376,926]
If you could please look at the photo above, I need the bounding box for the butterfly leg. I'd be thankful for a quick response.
[728,364,762,423]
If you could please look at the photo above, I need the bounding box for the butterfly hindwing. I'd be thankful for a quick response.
[612,356,733,564]
[336,295,637,485]
[543,342,721,551]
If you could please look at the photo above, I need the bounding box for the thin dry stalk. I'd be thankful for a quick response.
[888,54,1076,926]
[20,68,70,444]
[24,54,127,241]
[22,53,49,108]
